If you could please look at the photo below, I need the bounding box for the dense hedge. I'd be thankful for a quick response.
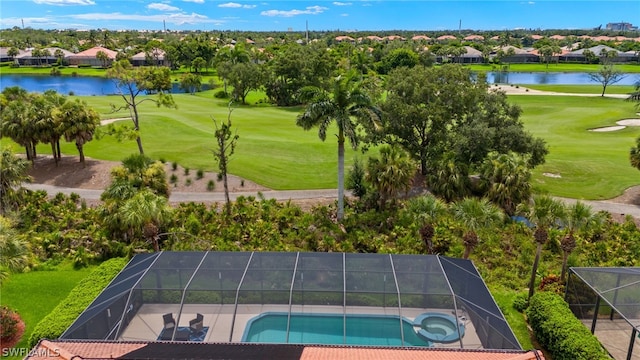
[526,292,610,360]
[28,257,127,347]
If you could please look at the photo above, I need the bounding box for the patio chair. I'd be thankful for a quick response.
[189,313,204,333]
[163,313,176,330]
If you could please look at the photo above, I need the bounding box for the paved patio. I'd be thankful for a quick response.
[582,319,640,360]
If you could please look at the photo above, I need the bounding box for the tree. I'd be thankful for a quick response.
[0,216,29,283]
[452,197,503,259]
[179,73,202,94]
[0,147,32,214]
[405,195,448,254]
[227,62,264,104]
[588,63,625,97]
[106,60,177,154]
[96,50,109,68]
[33,90,67,165]
[211,104,239,216]
[583,49,597,64]
[365,145,415,208]
[118,190,172,252]
[560,202,600,282]
[1,91,38,162]
[191,56,206,73]
[518,195,566,299]
[479,152,532,216]
[53,99,100,167]
[297,73,381,221]
[378,48,419,74]
[427,154,470,202]
[631,136,640,170]
[7,47,19,60]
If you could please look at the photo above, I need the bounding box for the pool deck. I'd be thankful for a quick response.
[119,304,483,349]
[580,319,640,360]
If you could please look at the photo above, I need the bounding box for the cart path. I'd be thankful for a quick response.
[24,184,640,218]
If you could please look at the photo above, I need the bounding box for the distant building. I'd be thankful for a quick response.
[606,22,638,31]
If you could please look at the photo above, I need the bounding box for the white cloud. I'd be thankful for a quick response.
[183,0,204,2]
[340,13,348,16]
[528,1,535,4]
[218,2,256,8]
[33,0,95,5]
[333,2,352,6]
[147,3,180,11]
[69,11,221,26]
[261,5,327,17]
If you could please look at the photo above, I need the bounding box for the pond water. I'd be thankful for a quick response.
[486,71,640,85]
[1,72,638,96]
[0,74,207,96]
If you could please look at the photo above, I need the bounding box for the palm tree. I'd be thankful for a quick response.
[365,145,415,208]
[0,147,32,214]
[518,195,566,299]
[1,94,38,162]
[405,195,448,254]
[118,190,172,252]
[53,99,100,167]
[631,136,640,170]
[560,202,602,282]
[428,155,470,203]
[33,90,67,164]
[0,216,29,283]
[452,197,504,259]
[296,73,381,220]
[479,152,532,216]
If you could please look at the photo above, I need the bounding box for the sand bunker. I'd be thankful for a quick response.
[589,119,640,132]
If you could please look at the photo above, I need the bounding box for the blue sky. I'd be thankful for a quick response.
[1,0,639,32]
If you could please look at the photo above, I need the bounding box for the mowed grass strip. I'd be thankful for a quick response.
[522,84,637,94]
[511,95,640,199]
[466,63,640,73]
[0,265,94,358]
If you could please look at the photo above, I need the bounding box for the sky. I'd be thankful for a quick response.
[1,0,639,32]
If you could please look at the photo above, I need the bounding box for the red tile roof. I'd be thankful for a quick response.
[27,340,545,360]
[70,46,117,59]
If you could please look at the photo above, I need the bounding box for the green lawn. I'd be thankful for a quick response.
[511,95,640,199]
[0,264,94,359]
[490,287,535,350]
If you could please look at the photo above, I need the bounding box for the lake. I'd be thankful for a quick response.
[0,72,638,95]
[0,74,207,96]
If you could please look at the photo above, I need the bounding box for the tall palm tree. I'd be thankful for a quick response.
[53,99,100,167]
[405,195,448,254]
[1,94,38,162]
[518,195,566,299]
[297,73,381,220]
[452,197,504,259]
[560,202,601,282]
[365,145,415,208]
[33,90,67,164]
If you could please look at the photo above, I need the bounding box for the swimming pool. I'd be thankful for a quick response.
[241,312,432,346]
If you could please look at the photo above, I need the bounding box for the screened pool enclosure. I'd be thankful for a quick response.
[566,267,640,360]
[61,252,521,350]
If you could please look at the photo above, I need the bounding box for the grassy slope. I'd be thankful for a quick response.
[522,84,637,94]
[511,95,640,199]
[0,264,94,359]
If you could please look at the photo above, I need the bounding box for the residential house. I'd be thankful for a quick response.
[495,46,539,63]
[14,47,74,66]
[130,48,170,67]
[67,46,117,67]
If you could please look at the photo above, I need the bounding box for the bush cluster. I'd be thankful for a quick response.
[526,292,609,360]
[28,258,127,347]
[0,306,19,341]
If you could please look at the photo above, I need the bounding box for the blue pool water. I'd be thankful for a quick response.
[241,312,432,347]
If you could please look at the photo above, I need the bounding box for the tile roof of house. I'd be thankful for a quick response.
[530,35,544,40]
[412,35,431,40]
[69,46,117,59]
[130,48,166,60]
[464,35,485,41]
[437,35,458,40]
[549,35,566,40]
[27,340,545,360]
[14,47,74,58]
[335,35,355,42]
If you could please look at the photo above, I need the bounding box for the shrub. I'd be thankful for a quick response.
[217,173,223,182]
[50,67,61,76]
[185,178,192,186]
[1,306,19,342]
[512,292,528,312]
[170,174,178,184]
[196,169,204,180]
[240,179,245,187]
[28,258,127,347]
[184,168,190,176]
[207,180,215,191]
[527,292,609,360]
[214,90,229,99]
